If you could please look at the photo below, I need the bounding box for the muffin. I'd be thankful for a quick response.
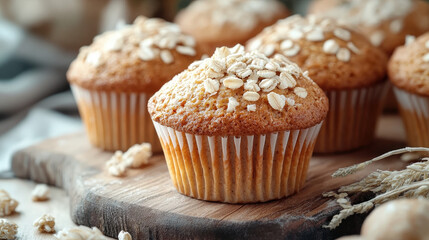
[67,16,202,152]
[308,0,429,55]
[247,15,388,153]
[388,33,429,147]
[148,45,328,203]
[175,0,289,55]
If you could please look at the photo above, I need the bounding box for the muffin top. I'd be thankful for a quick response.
[246,15,388,90]
[148,45,328,136]
[388,33,429,96]
[308,0,429,55]
[67,16,202,93]
[175,0,289,50]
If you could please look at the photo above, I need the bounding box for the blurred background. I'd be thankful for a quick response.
[0,0,311,173]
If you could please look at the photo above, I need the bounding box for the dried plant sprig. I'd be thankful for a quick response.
[324,147,429,230]
[332,147,429,177]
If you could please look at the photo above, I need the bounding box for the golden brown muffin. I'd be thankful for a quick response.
[67,16,202,152]
[308,0,429,55]
[388,33,429,147]
[247,15,389,153]
[149,45,328,203]
[175,0,290,55]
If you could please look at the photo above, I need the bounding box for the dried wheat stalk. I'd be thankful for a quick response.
[324,147,429,230]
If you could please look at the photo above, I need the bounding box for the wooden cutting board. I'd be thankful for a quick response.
[11,115,409,240]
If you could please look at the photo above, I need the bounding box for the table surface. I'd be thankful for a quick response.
[2,179,115,240]
[2,114,407,239]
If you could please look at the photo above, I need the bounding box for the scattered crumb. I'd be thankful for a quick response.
[106,143,152,177]
[32,184,50,202]
[0,190,19,217]
[33,214,55,233]
[118,230,132,240]
[55,226,108,240]
[0,218,18,239]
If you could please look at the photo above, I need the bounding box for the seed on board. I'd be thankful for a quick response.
[267,92,286,111]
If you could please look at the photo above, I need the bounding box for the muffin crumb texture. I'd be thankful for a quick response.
[0,218,18,240]
[389,33,429,96]
[67,16,201,93]
[309,0,429,54]
[247,15,387,90]
[0,190,18,217]
[179,0,285,30]
[149,45,328,136]
[33,214,55,233]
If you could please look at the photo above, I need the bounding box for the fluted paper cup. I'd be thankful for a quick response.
[153,121,323,203]
[394,87,429,147]
[71,85,162,152]
[315,82,389,153]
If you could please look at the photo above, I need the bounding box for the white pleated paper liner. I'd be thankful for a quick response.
[153,121,323,203]
[71,85,162,152]
[315,81,389,153]
[394,87,429,147]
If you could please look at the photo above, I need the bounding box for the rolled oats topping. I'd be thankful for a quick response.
[247,15,361,62]
[315,0,414,47]
[178,44,311,112]
[83,16,197,67]
[333,28,351,41]
[267,92,286,111]
[0,190,18,217]
[185,0,286,30]
[243,91,260,101]
[323,39,340,54]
